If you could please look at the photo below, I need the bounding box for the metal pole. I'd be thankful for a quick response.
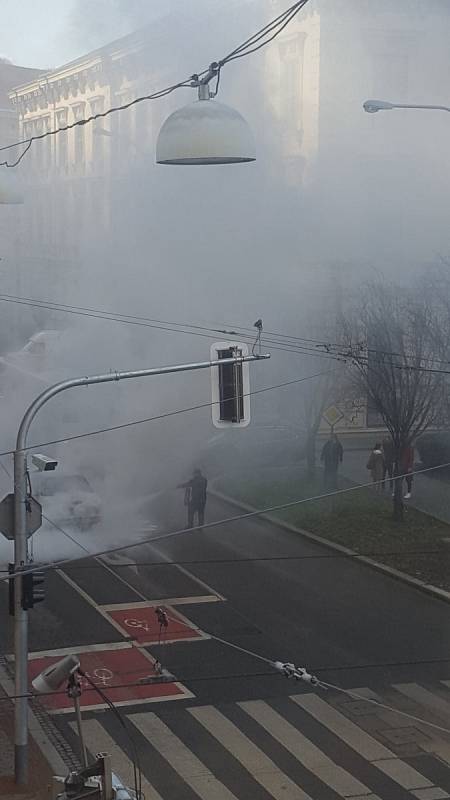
[13,352,269,783]
[13,447,28,784]
[73,695,88,768]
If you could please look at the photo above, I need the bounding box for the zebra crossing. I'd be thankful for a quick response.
[66,681,450,800]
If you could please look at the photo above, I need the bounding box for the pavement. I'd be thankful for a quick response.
[340,449,450,525]
[1,490,450,798]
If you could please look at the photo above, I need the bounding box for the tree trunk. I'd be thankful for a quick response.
[306,431,317,477]
[392,459,404,521]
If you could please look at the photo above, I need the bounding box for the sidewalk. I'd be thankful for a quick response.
[0,662,70,800]
[0,683,53,800]
[341,449,450,525]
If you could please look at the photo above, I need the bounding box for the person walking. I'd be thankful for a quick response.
[366,443,385,490]
[399,444,414,499]
[381,435,394,492]
[177,468,208,528]
[320,433,343,490]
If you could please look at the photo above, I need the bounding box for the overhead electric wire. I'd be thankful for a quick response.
[0,0,311,167]
[1,546,441,572]
[3,634,450,738]
[0,368,336,458]
[2,653,450,701]
[4,458,450,584]
[0,294,346,363]
[1,292,449,373]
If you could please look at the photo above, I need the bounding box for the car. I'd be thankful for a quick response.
[31,472,102,531]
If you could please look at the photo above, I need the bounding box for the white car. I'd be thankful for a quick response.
[32,473,102,531]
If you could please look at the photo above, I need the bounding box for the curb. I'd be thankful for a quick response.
[210,488,450,606]
[0,664,67,779]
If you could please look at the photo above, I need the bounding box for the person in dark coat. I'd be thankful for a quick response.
[320,433,343,490]
[381,435,394,492]
[178,468,208,528]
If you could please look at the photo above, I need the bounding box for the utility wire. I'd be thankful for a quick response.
[0,295,345,363]
[3,459,450,584]
[2,547,444,571]
[1,293,449,373]
[4,629,450,738]
[0,0,311,168]
[0,368,335,458]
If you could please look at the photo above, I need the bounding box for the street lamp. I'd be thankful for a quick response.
[156,64,255,165]
[363,98,450,114]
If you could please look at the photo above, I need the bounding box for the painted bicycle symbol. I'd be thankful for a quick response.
[124,618,151,633]
[80,667,114,690]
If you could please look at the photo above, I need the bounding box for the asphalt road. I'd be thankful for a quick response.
[2,491,450,799]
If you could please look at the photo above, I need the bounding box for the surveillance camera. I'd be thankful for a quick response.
[32,653,80,694]
[31,453,58,472]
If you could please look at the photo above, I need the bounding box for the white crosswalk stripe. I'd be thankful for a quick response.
[190,704,313,800]
[130,712,238,800]
[292,693,442,794]
[240,698,374,798]
[66,681,450,800]
[69,719,163,800]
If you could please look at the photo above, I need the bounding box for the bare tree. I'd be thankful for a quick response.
[341,281,445,520]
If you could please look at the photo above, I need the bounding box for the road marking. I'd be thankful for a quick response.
[69,719,163,800]
[100,595,219,611]
[241,699,371,798]
[131,712,238,800]
[26,641,132,659]
[394,682,450,722]
[190,705,312,800]
[353,686,450,769]
[147,541,226,600]
[57,568,130,640]
[292,694,435,791]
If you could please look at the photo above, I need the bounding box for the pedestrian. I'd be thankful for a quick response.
[366,443,384,490]
[381,435,394,492]
[399,444,414,499]
[320,433,343,490]
[177,468,208,528]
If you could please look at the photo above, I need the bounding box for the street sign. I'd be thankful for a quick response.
[322,404,344,428]
[0,494,42,540]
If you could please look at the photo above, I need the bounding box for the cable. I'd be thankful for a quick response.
[2,546,444,572]
[0,368,336,458]
[0,295,345,363]
[320,681,450,737]
[3,458,450,583]
[1,293,449,375]
[0,0,311,168]
[80,669,142,800]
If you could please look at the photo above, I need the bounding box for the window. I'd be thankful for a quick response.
[90,97,105,169]
[56,109,68,173]
[71,104,86,172]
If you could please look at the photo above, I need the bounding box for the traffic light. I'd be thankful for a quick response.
[22,568,45,610]
[211,342,250,428]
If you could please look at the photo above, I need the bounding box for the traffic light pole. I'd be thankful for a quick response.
[13,350,269,784]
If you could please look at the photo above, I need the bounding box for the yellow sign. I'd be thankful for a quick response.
[322,405,344,428]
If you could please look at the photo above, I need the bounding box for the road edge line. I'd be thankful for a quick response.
[209,489,450,605]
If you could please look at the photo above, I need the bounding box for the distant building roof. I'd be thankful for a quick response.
[0,62,45,107]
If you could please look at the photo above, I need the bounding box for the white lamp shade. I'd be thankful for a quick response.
[156,99,256,165]
[0,170,24,204]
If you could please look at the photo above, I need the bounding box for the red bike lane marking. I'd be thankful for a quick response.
[105,604,207,646]
[28,646,192,713]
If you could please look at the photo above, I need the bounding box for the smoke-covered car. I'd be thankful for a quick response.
[32,473,102,531]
